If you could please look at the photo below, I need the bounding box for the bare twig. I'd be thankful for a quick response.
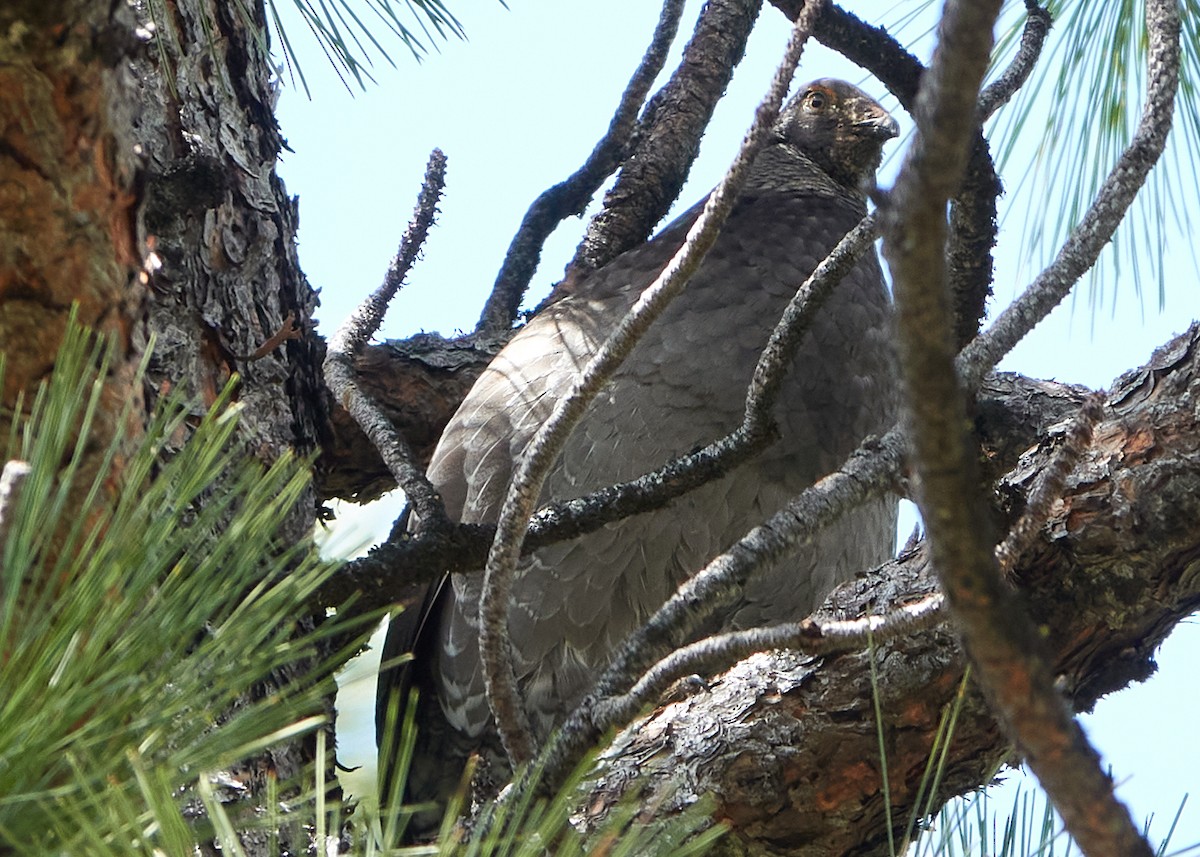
[995,394,1103,578]
[0,460,32,566]
[592,593,945,730]
[958,0,1179,389]
[324,149,450,528]
[569,0,764,274]
[474,0,687,335]
[540,427,904,789]
[978,1,1052,121]
[478,2,827,769]
[329,212,878,611]
[882,0,1177,853]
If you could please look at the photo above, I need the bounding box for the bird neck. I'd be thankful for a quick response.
[745,144,868,204]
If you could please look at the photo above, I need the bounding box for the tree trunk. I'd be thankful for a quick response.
[2,1,329,853]
[0,0,147,492]
[5,1,1199,855]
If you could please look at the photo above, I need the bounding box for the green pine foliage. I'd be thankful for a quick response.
[0,318,724,854]
[264,0,472,95]
[985,0,1200,309]
[0,317,362,853]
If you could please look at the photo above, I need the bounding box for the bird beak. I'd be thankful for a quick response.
[853,113,900,141]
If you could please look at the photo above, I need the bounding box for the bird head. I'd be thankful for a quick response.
[773,79,899,189]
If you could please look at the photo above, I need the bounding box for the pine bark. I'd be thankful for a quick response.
[4,1,1199,855]
[583,326,1200,856]
[2,2,328,854]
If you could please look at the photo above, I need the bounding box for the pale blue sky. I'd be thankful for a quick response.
[273,0,1199,847]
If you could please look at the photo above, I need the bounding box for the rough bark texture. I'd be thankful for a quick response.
[581,324,1200,856]
[2,2,331,853]
[123,5,331,851]
[0,0,146,485]
[128,3,325,490]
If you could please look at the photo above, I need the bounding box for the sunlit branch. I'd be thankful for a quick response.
[474,0,686,335]
[882,0,1178,851]
[592,593,945,730]
[324,149,449,528]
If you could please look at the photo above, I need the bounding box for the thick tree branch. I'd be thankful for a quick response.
[317,333,504,503]
[580,324,1200,856]
[473,0,686,335]
[323,150,450,529]
[783,2,924,106]
[478,3,827,769]
[567,0,763,276]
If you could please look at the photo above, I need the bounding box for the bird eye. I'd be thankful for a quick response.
[806,88,829,110]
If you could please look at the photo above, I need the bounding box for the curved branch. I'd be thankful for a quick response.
[803,2,924,106]
[473,0,687,335]
[958,0,1181,389]
[745,213,878,428]
[478,3,828,769]
[593,594,945,731]
[978,1,1053,121]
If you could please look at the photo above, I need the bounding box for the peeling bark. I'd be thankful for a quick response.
[0,0,146,484]
[2,2,331,853]
[581,324,1200,856]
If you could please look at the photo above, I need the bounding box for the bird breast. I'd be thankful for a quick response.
[431,182,896,739]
